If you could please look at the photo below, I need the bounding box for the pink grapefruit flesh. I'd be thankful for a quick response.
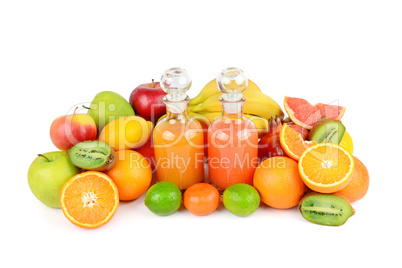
[284,97,346,129]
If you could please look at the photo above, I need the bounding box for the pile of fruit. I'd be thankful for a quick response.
[28,78,369,228]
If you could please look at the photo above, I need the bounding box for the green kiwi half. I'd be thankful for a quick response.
[69,141,115,171]
[299,194,355,226]
[308,117,346,144]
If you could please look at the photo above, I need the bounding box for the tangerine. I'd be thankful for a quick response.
[183,183,220,216]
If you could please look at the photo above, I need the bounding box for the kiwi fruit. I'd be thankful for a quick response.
[308,117,346,144]
[69,141,115,171]
[299,194,355,226]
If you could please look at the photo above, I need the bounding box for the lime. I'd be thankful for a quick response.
[144,181,182,216]
[222,183,260,216]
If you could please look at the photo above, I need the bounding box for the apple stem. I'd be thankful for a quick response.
[73,107,78,114]
[37,154,50,162]
[152,79,155,88]
[82,105,91,110]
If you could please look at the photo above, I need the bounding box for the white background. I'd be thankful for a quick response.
[1,0,401,267]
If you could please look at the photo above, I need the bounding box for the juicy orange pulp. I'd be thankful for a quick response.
[298,143,354,193]
[280,123,316,161]
[60,171,119,228]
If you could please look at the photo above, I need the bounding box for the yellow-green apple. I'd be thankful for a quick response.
[129,79,166,124]
[27,151,79,208]
[50,108,97,151]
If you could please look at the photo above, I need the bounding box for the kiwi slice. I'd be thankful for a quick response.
[69,141,115,171]
[299,194,355,226]
[308,117,346,144]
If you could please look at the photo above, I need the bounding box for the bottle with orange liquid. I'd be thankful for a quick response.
[208,67,259,190]
[153,67,205,190]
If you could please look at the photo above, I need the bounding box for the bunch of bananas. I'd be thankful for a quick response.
[189,79,284,138]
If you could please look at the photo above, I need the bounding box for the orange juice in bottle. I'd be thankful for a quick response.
[153,67,204,190]
[208,67,259,190]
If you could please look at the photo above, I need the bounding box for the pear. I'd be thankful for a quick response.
[87,91,135,132]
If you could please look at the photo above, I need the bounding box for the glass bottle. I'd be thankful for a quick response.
[207,67,259,190]
[153,67,205,190]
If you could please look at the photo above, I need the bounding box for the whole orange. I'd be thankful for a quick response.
[253,156,307,209]
[106,150,152,201]
[335,156,369,202]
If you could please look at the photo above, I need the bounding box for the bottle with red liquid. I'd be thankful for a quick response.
[207,67,259,190]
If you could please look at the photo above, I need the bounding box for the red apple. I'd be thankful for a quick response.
[50,108,98,152]
[134,133,155,172]
[129,80,167,124]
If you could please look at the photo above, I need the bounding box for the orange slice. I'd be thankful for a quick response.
[279,123,316,161]
[60,171,119,228]
[298,143,354,193]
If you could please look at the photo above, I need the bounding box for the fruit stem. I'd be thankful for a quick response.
[152,79,155,88]
[82,105,91,110]
[37,154,50,162]
[73,107,78,114]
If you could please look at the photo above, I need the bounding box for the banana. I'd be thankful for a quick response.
[244,114,269,138]
[188,111,222,125]
[189,79,217,106]
[188,111,268,138]
[189,79,262,106]
[189,90,284,121]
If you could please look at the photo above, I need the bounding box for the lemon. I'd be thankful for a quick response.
[339,131,354,155]
[99,115,153,151]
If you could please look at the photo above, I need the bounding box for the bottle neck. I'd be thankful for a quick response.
[164,97,190,120]
[220,97,245,119]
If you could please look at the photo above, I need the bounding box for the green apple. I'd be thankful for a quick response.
[27,151,79,208]
[87,91,135,132]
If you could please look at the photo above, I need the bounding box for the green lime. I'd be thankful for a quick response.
[222,183,260,216]
[144,181,182,216]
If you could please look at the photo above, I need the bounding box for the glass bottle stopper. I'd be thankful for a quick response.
[217,67,248,102]
[160,67,192,102]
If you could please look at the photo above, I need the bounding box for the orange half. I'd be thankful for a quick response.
[60,171,119,228]
[279,123,316,161]
[298,143,354,193]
